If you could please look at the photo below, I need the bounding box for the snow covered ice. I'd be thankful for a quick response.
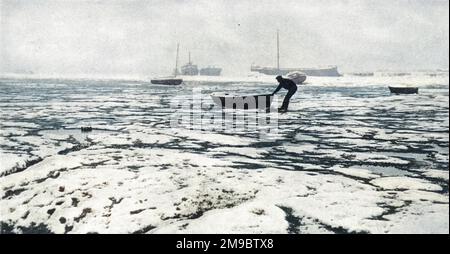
[0,73,449,234]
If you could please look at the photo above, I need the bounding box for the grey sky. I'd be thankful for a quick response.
[1,0,449,77]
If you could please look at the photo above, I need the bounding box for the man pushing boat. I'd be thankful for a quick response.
[272,75,297,112]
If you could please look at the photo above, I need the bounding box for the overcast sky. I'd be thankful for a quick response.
[1,0,449,77]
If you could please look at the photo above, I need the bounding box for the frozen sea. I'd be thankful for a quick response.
[0,72,449,234]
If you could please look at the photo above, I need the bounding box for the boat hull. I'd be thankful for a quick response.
[389,86,419,94]
[151,78,183,85]
[251,65,341,77]
[211,93,274,110]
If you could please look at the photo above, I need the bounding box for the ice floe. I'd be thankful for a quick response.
[370,176,443,191]
[0,76,448,234]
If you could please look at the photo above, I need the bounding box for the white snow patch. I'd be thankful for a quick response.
[422,170,449,181]
[332,166,380,179]
[370,177,443,191]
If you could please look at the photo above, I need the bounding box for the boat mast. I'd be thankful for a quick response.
[174,43,180,76]
[277,29,280,72]
[188,51,191,64]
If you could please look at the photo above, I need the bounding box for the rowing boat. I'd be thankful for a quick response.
[388,86,419,94]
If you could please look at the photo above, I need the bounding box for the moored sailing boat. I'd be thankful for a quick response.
[251,30,340,77]
[151,43,183,85]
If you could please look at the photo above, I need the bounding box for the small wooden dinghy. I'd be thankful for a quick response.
[389,86,419,94]
[151,78,183,86]
[211,92,274,110]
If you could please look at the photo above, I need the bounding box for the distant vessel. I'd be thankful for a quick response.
[348,72,374,77]
[383,72,411,77]
[181,53,222,76]
[251,30,341,77]
[150,78,182,86]
[180,52,199,76]
[200,66,222,76]
[252,65,339,77]
[389,86,419,94]
[151,43,183,85]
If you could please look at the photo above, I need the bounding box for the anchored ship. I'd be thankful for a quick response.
[251,30,341,77]
[348,72,374,77]
[180,52,199,76]
[200,66,222,76]
[180,52,222,76]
